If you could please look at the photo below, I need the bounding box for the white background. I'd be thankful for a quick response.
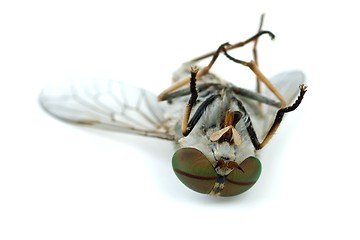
[1,1,359,239]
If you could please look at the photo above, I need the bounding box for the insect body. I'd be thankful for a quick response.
[40,16,307,197]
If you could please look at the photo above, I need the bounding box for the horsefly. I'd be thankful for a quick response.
[40,15,307,197]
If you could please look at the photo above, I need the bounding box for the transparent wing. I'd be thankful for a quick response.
[39,79,174,140]
[248,71,305,140]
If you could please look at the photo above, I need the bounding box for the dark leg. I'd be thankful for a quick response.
[238,85,307,150]
[190,30,274,62]
[257,84,307,149]
[182,67,199,136]
[158,16,274,101]
[222,45,287,107]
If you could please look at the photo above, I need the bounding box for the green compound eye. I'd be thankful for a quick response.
[172,148,262,196]
[220,156,262,196]
[172,148,217,194]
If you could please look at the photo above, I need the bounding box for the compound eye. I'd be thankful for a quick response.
[220,156,262,197]
[172,148,217,194]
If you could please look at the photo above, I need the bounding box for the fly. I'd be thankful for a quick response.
[39,15,307,197]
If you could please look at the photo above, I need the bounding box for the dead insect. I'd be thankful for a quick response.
[40,15,307,196]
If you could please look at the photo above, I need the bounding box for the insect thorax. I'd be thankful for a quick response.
[166,83,256,176]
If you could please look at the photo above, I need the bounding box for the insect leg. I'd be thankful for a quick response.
[257,84,307,149]
[158,43,227,101]
[159,83,214,101]
[181,67,221,136]
[158,28,274,101]
[182,66,199,136]
[237,85,307,150]
[232,86,281,107]
[190,30,274,63]
[252,14,265,94]
[185,94,219,136]
[222,46,287,107]
[234,98,262,149]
